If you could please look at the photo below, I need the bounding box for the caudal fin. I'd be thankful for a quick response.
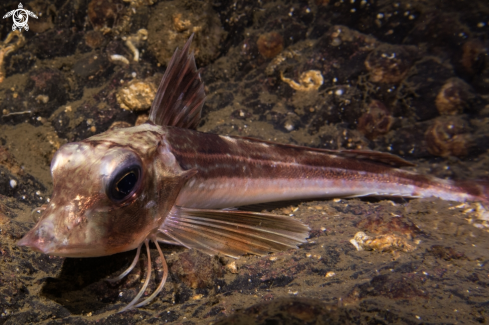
[453,179,489,207]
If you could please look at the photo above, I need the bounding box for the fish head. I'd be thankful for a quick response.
[17,128,190,257]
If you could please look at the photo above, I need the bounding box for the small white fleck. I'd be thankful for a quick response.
[284,122,295,131]
[332,77,338,83]
[131,72,137,78]
[35,190,41,196]
[335,89,344,96]
[9,179,17,188]
[377,13,384,19]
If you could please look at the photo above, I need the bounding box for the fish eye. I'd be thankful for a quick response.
[107,164,142,202]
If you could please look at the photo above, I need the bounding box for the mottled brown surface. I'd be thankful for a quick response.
[0,0,489,324]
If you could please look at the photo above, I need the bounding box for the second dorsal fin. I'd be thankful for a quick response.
[239,136,415,168]
[148,34,206,129]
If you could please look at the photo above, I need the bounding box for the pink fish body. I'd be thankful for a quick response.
[17,36,489,311]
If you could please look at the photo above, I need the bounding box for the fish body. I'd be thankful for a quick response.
[17,36,488,310]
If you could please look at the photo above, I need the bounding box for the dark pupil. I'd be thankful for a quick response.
[116,171,137,196]
[109,166,140,201]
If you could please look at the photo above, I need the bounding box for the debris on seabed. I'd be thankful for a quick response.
[281,70,324,91]
[350,231,418,253]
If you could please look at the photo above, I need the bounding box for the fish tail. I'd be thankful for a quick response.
[453,179,489,207]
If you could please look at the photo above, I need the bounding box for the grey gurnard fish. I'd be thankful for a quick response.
[17,36,489,312]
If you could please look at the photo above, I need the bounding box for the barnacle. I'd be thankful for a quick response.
[257,32,284,59]
[280,70,324,91]
[357,100,393,140]
[0,30,25,83]
[435,78,474,116]
[85,30,106,49]
[87,0,122,31]
[365,45,417,84]
[425,116,473,157]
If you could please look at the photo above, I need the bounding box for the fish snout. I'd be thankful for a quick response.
[17,218,57,255]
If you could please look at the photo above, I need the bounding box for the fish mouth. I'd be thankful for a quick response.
[17,227,57,255]
[17,212,61,255]
[16,215,132,257]
[17,227,106,257]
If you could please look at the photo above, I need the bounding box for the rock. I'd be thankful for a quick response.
[147,0,225,66]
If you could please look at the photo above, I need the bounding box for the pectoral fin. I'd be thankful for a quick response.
[158,207,310,258]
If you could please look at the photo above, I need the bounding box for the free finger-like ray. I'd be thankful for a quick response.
[134,240,169,308]
[106,244,142,283]
[119,239,152,313]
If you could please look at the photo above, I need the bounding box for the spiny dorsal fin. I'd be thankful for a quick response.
[148,34,206,129]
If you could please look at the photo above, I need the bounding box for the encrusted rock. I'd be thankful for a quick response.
[147,0,225,66]
[116,79,157,111]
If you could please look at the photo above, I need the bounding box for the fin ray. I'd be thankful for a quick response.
[239,136,415,167]
[159,207,309,258]
[148,34,205,129]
